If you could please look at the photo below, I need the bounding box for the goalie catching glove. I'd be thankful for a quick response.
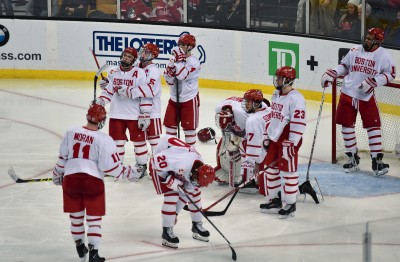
[162,175,183,191]
[320,68,337,88]
[138,112,150,131]
[359,77,377,94]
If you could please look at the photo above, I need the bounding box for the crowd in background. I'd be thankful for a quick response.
[1,0,399,46]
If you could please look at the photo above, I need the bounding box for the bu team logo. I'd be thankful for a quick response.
[269,41,299,77]
[0,25,10,47]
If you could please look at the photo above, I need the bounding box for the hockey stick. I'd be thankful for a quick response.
[175,78,181,139]
[8,167,113,183]
[89,47,106,80]
[94,63,109,102]
[178,187,237,261]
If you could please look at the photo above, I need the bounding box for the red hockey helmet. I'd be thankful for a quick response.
[178,34,196,48]
[120,47,138,67]
[273,66,296,90]
[87,104,107,129]
[242,89,263,113]
[191,162,215,187]
[197,127,217,143]
[142,43,160,59]
[363,27,384,51]
[122,47,138,58]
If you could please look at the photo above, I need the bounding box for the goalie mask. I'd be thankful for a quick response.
[273,66,296,90]
[139,43,160,62]
[363,27,384,51]
[120,47,137,68]
[197,127,217,143]
[87,104,107,130]
[190,161,215,187]
[241,89,263,113]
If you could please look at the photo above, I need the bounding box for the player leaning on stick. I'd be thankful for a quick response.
[150,135,215,249]
[259,66,306,219]
[163,34,201,146]
[96,47,150,178]
[52,104,142,262]
[321,27,396,176]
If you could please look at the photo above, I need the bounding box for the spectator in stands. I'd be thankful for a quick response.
[26,0,58,16]
[0,0,13,15]
[149,0,183,23]
[385,10,400,46]
[121,0,151,20]
[335,0,359,40]
[319,0,339,36]
[59,0,88,17]
[214,0,245,27]
[351,3,382,40]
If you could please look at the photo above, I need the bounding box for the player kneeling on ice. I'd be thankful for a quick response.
[150,135,215,248]
[258,66,307,219]
[209,96,250,186]
[52,103,142,262]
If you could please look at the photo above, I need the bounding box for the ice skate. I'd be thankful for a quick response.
[88,244,105,262]
[299,179,322,204]
[162,227,179,248]
[260,193,282,214]
[191,221,210,242]
[343,151,360,173]
[372,153,389,176]
[75,239,88,262]
[278,203,296,219]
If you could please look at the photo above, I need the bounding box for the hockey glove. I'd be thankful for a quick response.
[99,78,109,90]
[165,65,176,78]
[52,167,64,186]
[359,77,377,94]
[171,46,186,62]
[240,161,255,182]
[93,98,105,106]
[122,165,145,182]
[117,86,133,98]
[162,175,183,191]
[320,68,337,88]
[282,140,295,161]
[138,112,150,131]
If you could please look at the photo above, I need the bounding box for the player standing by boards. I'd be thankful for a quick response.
[52,104,141,262]
[259,66,307,219]
[163,34,201,146]
[321,27,396,176]
[150,135,215,248]
[96,47,150,178]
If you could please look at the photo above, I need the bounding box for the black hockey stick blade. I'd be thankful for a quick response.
[203,189,239,216]
[8,167,52,183]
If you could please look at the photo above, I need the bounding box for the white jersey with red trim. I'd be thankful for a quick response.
[244,107,272,165]
[215,97,249,136]
[164,55,200,103]
[335,45,396,101]
[99,65,147,120]
[152,143,203,190]
[267,89,306,146]
[140,63,162,118]
[55,126,124,180]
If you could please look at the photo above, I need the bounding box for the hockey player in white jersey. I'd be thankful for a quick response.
[137,43,163,151]
[213,96,250,186]
[52,104,141,262]
[321,27,396,176]
[259,66,306,219]
[96,47,150,178]
[163,34,201,146]
[150,135,215,248]
[239,90,271,194]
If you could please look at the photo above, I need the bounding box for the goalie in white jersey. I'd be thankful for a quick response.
[260,66,306,219]
[97,47,151,178]
[52,104,141,262]
[321,27,396,176]
[150,135,215,249]
[163,34,201,146]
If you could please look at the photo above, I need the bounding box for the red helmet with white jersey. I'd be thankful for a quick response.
[178,34,196,51]
[120,47,138,68]
[190,162,215,187]
[197,127,217,143]
[363,27,384,51]
[242,89,263,113]
[87,104,107,129]
[139,43,159,62]
[273,66,296,90]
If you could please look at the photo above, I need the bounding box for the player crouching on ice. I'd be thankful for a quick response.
[149,135,215,248]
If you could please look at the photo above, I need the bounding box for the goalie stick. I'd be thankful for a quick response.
[178,187,237,261]
[8,167,113,183]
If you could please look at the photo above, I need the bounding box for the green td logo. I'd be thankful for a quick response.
[269,41,299,77]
